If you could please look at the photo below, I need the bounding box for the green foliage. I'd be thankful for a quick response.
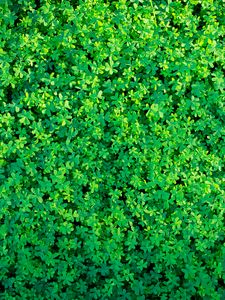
[0,0,225,299]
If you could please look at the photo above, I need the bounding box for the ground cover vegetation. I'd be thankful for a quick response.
[0,0,225,299]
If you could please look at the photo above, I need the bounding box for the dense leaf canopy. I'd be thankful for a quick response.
[0,0,225,299]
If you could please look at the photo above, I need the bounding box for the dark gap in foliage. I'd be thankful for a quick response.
[172,102,179,112]
[189,237,196,251]
[185,86,192,96]
[4,156,17,168]
[46,60,55,73]
[175,177,185,186]
[210,62,220,73]
[173,148,181,157]
[160,118,168,127]
[132,216,145,231]
[82,184,89,195]
[47,278,57,285]
[138,112,150,127]
[156,68,165,84]
[61,285,68,293]
[12,4,27,28]
[29,107,43,120]
[146,263,155,273]
[86,52,93,62]
[25,242,33,248]
[37,25,49,35]
[0,215,5,224]
[190,236,195,243]
[24,282,35,290]
[155,183,163,190]
[5,86,13,102]
[8,265,16,278]
[136,67,146,80]
[42,193,50,200]
[121,88,129,99]
[12,128,21,140]
[113,23,119,30]
[87,281,97,291]
[14,16,21,28]
[23,65,31,74]
[34,0,41,9]
[192,296,205,300]
[218,278,225,287]
[0,282,4,292]
[135,244,141,251]
[196,18,205,31]
[169,18,181,31]
[192,3,202,17]
[193,129,207,141]
[176,233,183,240]
[190,114,201,122]
[212,169,225,180]
[73,220,82,227]
[87,64,92,73]
[119,192,127,204]
[50,242,60,253]
[159,272,167,282]
[70,1,79,10]
[149,296,161,300]
[38,81,46,89]
[179,270,185,285]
